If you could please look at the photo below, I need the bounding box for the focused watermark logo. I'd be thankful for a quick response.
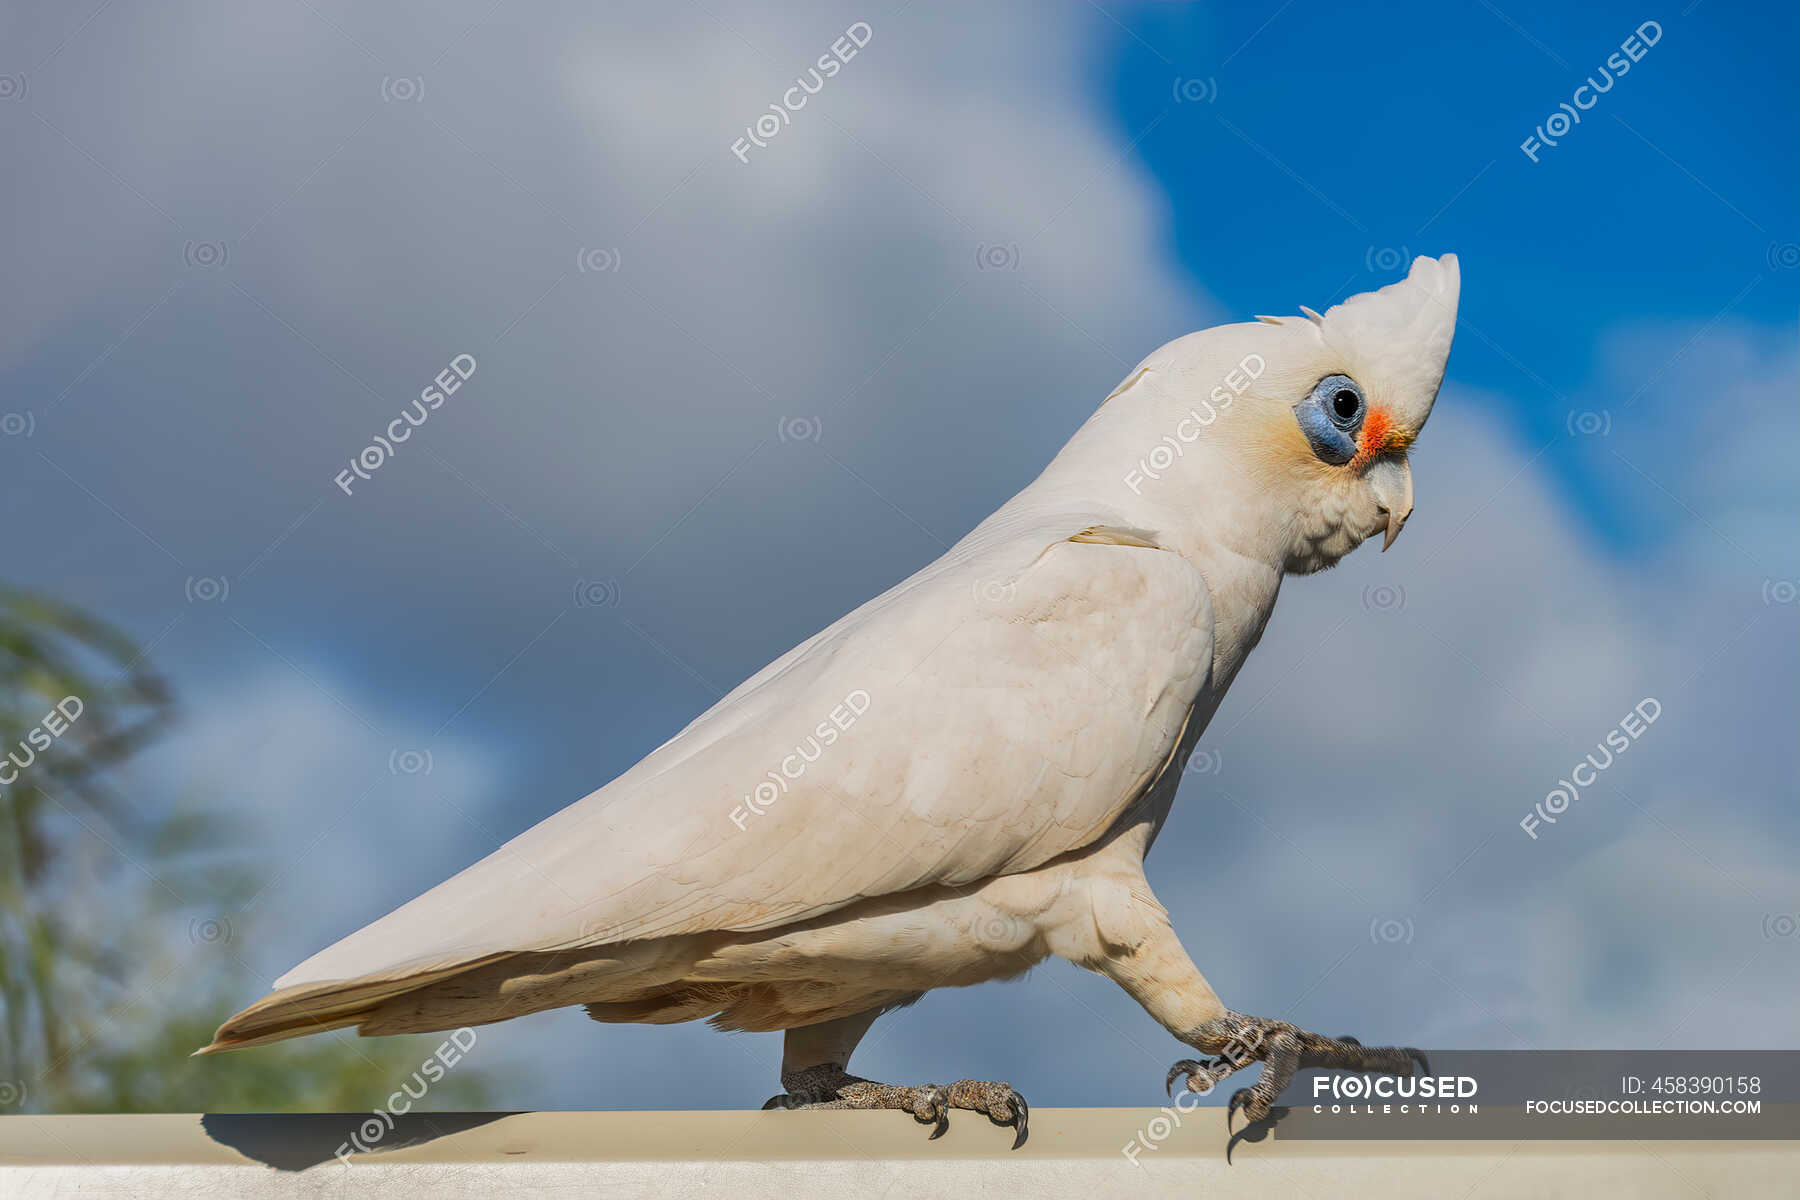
[1367,245,1410,272]
[0,696,84,788]
[1362,583,1406,613]
[1183,747,1223,777]
[1170,76,1217,103]
[1520,697,1661,838]
[576,247,620,274]
[969,911,1031,952]
[381,76,423,103]
[1312,1072,1478,1114]
[183,240,228,269]
[971,577,1018,607]
[730,22,872,164]
[335,353,476,496]
[1567,409,1612,436]
[1370,916,1415,945]
[185,575,229,603]
[390,749,433,776]
[1521,21,1662,162]
[189,917,232,945]
[1124,353,1266,494]
[574,579,623,608]
[730,689,872,830]
[975,243,1020,271]
[777,416,823,444]
[334,1028,477,1164]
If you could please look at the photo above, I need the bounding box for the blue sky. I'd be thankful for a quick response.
[1106,0,1797,550]
[1,0,1795,1116]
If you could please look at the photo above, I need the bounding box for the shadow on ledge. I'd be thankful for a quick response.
[1225,1105,1291,1164]
[201,1112,517,1171]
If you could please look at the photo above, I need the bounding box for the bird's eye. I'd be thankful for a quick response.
[1318,375,1364,432]
[1293,374,1365,465]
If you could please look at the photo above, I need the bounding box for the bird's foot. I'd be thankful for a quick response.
[1166,1011,1427,1131]
[763,1063,1029,1149]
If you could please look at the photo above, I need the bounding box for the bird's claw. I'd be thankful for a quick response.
[1225,1087,1251,1133]
[1225,1084,1279,1133]
[1165,1056,1227,1097]
[1004,1088,1030,1150]
[1169,1011,1430,1139]
[1165,1060,1191,1097]
[766,1067,1029,1148]
[939,1080,1028,1148]
[912,1084,950,1139]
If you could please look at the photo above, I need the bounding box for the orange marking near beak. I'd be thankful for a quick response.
[1353,406,1412,469]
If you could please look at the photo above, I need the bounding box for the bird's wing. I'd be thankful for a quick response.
[277,508,1214,988]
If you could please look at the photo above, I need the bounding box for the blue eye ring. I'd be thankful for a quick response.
[1294,374,1365,466]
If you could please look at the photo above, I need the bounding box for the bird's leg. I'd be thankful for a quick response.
[1084,898,1425,1130]
[762,1007,1029,1148]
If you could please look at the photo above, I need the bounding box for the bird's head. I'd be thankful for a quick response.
[1257,253,1459,571]
[1099,254,1460,575]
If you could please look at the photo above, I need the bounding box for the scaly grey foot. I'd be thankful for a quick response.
[762,1063,1029,1148]
[1164,1011,1428,1130]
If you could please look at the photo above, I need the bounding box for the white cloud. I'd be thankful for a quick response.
[136,668,504,987]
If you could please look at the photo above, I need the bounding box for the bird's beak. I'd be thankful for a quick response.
[1366,455,1414,551]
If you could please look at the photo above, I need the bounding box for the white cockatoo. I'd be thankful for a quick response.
[205,255,1460,1147]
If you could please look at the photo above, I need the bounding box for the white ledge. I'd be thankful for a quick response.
[2,1108,1794,1197]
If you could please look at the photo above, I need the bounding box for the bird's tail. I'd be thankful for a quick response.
[193,962,487,1055]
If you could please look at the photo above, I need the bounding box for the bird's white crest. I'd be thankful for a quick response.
[1314,254,1460,434]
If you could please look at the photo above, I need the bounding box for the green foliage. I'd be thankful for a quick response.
[0,586,496,1112]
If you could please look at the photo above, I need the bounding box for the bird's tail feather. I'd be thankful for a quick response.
[196,942,696,1052]
[193,960,500,1055]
